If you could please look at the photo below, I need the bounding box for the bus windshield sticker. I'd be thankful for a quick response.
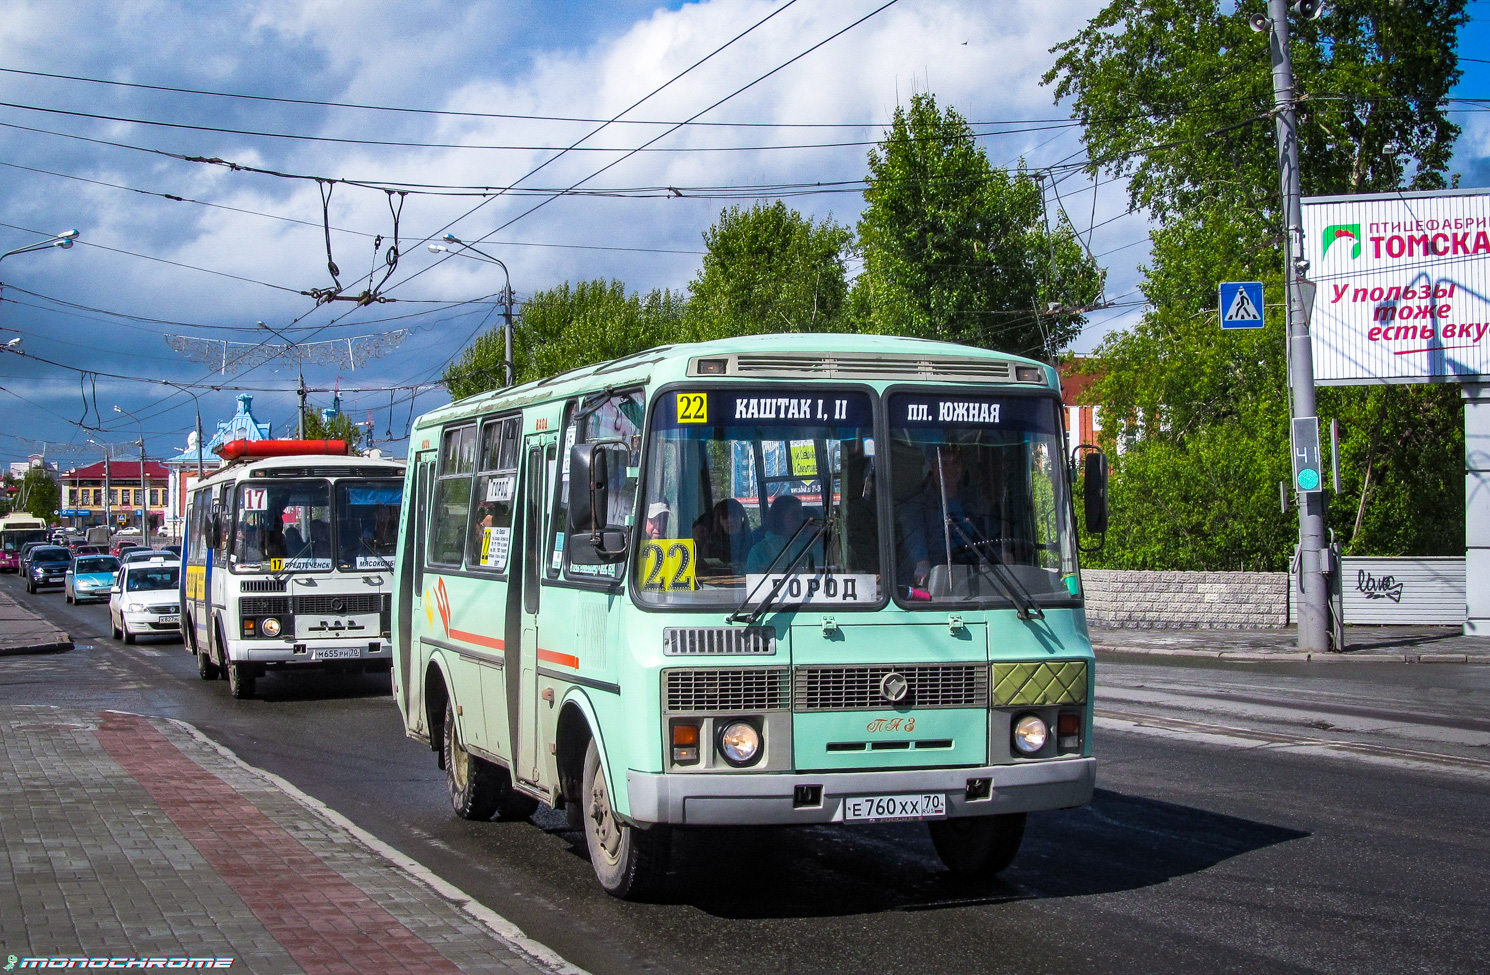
[676,392,708,424]
[486,475,515,503]
[355,555,394,570]
[242,487,268,511]
[744,572,878,604]
[268,557,332,572]
[788,440,817,476]
[894,395,1057,432]
[639,539,699,591]
[481,526,511,567]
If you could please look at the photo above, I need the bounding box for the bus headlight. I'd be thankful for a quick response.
[1012,714,1048,755]
[261,617,282,638]
[717,720,762,767]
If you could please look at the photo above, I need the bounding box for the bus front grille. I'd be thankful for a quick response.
[664,668,790,713]
[664,626,776,656]
[293,593,387,615]
[793,664,988,711]
[729,353,1013,382]
[241,596,290,616]
[241,579,287,593]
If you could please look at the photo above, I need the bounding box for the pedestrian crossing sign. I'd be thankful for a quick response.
[1219,281,1265,328]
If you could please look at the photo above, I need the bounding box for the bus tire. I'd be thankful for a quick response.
[495,784,540,822]
[196,628,220,681]
[227,660,256,699]
[582,739,670,900]
[442,699,501,820]
[927,812,1026,878]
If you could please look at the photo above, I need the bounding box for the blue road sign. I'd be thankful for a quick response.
[1219,281,1265,329]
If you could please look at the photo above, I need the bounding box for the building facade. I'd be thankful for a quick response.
[59,459,171,532]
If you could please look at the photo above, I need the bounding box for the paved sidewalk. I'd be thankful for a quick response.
[0,587,70,656]
[1091,623,1490,663]
[0,705,582,975]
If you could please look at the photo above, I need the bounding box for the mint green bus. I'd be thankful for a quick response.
[392,334,1107,898]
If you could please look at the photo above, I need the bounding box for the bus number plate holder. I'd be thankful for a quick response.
[318,647,363,660]
[842,793,947,823]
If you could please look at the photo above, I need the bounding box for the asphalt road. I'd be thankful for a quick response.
[3,572,1488,975]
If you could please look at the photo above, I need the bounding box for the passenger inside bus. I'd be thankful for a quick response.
[744,493,823,574]
[692,498,755,572]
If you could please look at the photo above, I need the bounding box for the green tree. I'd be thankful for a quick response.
[855,93,1104,358]
[1047,0,1467,567]
[445,280,684,398]
[21,467,59,522]
[300,409,365,455]
[684,201,852,340]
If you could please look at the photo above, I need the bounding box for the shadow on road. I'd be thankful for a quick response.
[219,668,393,703]
[591,788,1311,919]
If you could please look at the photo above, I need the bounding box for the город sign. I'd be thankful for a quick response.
[1303,188,1490,385]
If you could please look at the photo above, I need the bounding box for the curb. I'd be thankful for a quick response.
[1094,645,1490,664]
[0,637,73,656]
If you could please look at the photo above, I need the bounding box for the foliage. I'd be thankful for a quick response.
[21,467,59,522]
[1048,0,1468,567]
[300,409,365,455]
[685,202,852,340]
[445,280,684,399]
[854,93,1104,358]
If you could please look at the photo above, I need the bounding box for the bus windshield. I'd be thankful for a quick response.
[335,480,403,571]
[636,388,881,609]
[886,391,1077,606]
[2,529,47,553]
[231,479,333,571]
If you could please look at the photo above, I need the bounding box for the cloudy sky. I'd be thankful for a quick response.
[0,0,1486,468]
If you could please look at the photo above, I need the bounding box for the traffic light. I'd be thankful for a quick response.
[1292,417,1322,492]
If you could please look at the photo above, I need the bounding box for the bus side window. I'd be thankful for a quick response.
[547,407,578,579]
[466,416,520,573]
[430,424,476,566]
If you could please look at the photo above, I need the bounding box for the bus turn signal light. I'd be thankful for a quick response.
[671,722,700,765]
[1057,712,1082,753]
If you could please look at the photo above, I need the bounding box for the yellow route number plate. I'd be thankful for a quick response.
[676,392,708,424]
[639,539,698,591]
[269,558,284,573]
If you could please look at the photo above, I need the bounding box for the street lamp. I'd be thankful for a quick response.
[0,229,79,263]
[429,234,515,386]
[85,437,113,527]
[112,406,151,539]
[1,230,79,328]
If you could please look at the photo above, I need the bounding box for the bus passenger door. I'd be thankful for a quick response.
[512,436,552,787]
[398,452,433,725]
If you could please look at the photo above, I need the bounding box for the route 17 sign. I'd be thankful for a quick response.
[1219,282,1265,329]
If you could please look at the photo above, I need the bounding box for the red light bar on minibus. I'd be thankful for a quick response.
[215,439,349,460]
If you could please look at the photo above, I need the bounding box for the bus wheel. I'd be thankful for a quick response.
[582,739,670,899]
[495,782,540,822]
[927,813,1026,878]
[195,628,220,681]
[227,660,256,700]
[442,699,501,820]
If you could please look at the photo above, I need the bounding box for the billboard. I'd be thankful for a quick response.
[1303,188,1490,385]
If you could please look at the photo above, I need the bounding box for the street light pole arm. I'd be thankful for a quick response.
[0,230,80,264]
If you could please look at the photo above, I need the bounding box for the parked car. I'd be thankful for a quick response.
[17,540,50,572]
[65,555,120,604]
[109,536,145,558]
[109,558,181,644]
[23,545,72,593]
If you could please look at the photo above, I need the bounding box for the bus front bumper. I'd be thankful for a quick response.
[223,638,392,665]
[626,756,1094,826]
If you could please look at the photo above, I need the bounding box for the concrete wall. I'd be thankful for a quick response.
[1082,569,1290,628]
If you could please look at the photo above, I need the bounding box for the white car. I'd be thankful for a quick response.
[108,558,181,644]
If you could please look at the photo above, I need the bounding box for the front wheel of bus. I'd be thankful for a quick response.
[443,699,501,820]
[927,812,1026,878]
[583,740,670,900]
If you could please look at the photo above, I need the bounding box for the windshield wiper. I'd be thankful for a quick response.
[726,516,828,626]
[945,519,1044,621]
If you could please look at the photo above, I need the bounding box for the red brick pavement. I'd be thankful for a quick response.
[95,711,467,975]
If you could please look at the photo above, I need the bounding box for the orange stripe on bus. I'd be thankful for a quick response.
[450,629,505,651]
[536,649,579,668]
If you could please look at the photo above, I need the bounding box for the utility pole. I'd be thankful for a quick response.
[1261,0,1332,652]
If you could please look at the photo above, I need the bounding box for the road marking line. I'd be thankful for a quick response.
[1096,709,1490,783]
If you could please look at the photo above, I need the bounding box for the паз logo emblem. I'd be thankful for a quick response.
[879,672,909,703]
[1322,223,1361,259]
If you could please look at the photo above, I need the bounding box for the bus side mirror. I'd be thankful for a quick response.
[567,442,628,565]
[568,444,609,533]
[1083,451,1109,535]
